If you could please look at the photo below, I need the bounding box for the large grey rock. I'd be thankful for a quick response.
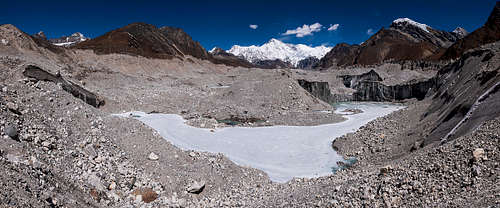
[148,152,159,161]
[6,102,21,115]
[4,125,18,140]
[472,148,486,161]
[23,65,105,108]
[187,180,205,194]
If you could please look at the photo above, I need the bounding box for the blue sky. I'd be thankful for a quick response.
[1,0,495,50]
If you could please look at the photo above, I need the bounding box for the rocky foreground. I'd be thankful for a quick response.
[0,45,498,208]
[1,74,498,207]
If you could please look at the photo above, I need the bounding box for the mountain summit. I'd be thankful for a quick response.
[317,17,467,68]
[75,23,185,59]
[227,38,332,67]
[441,1,500,60]
[389,17,464,48]
[391,18,431,33]
[452,27,469,38]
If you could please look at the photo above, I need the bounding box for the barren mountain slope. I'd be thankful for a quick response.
[441,2,500,60]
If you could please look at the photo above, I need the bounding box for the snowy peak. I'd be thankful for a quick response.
[318,16,468,68]
[209,47,234,57]
[452,27,468,38]
[74,32,84,37]
[49,32,88,47]
[266,38,286,45]
[389,17,464,48]
[70,32,86,40]
[227,39,332,66]
[33,31,47,40]
[391,18,431,33]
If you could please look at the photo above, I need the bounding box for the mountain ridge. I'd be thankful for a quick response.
[440,1,500,60]
[317,17,467,68]
[74,22,183,59]
[50,32,88,47]
[227,38,332,67]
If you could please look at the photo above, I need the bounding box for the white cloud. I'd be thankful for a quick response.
[283,23,322,37]
[328,24,340,31]
[366,28,375,35]
[249,24,258,29]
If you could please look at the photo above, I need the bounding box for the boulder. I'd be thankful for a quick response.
[187,180,205,194]
[472,148,486,161]
[379,165,393,175]
[132,188,158,203]
[23,65,105,108]
[148,152,159,161]
[4,125,18,140]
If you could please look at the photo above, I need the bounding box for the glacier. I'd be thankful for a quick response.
[116,102,404,182]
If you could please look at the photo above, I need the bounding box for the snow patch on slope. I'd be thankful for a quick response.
[209,47,217,53]
[54,41,77,46]
[228,38,332,66]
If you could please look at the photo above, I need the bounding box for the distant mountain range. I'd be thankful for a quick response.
[25,2,499,70]
[216,18,471,69]
[50,32,88,46]
[34,31,88,47]
[224,38,331,67]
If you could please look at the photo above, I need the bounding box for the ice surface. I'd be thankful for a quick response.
[116,102,404,182]
[53,41,76,46]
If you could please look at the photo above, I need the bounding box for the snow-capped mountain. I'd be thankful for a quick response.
[318,17,468,68]
[391,18,467,40]
[392,18,431,33]
[389,17,466,48]
[452,27,469,38]
[227,38,332,67]
[49,32,88,47]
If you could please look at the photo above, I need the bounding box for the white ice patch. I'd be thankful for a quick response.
[209,47,217,53]
[115,102,403,182]
[53,41,76,46]
[393,18,430,33]
[1,39,8,45]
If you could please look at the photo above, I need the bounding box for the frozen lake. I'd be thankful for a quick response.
[117,102,404,182]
